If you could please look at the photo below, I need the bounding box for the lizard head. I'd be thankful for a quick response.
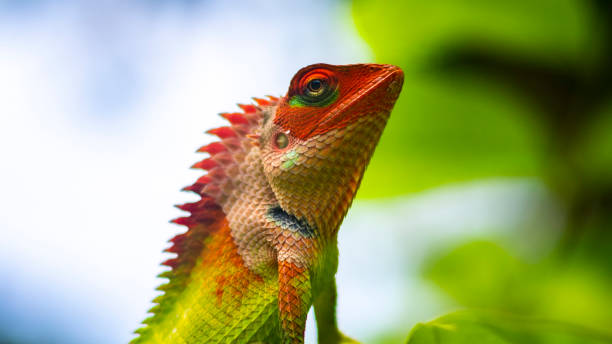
[260,63,403,237]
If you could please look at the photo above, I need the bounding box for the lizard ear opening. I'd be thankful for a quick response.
[274,132,289,149]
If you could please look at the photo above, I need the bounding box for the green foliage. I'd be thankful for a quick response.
[352,0,594,68]
[406,310,612,344]
[351,0,605,198]
[574,101,612,188]
[360,74,547,197]
[351,1,612,342]
[422,241,533,312]
[422,241,612,332]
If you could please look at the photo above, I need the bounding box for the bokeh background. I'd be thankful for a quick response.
[1,0,611,343]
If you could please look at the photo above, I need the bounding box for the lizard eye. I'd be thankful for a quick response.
[289,68,338,107]
[301,73,333,104]
[305,79,325,97]
[274,132,289,149]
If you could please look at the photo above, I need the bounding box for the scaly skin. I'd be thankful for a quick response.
[133,63,403,344]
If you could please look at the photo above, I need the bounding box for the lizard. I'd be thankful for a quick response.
[132,63,404,344]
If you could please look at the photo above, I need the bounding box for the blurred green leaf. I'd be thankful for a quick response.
[352,0,595,67]
[370,331,411,344]
[422,240,612,331]
[406,310,612,344]
[351,0,602,198]
[422,241,536,312]
[358,74,547,197]
[574,101,612,188]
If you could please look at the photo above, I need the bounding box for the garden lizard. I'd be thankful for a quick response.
[133,63,403,344]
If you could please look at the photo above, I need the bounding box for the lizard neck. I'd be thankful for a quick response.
[265,112,390,240]
[221,142,279,277]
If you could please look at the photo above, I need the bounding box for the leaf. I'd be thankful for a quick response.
[352,0,595,68]
[421,241,534,312]
[421,240,612,331]
[406,310,612,344]
[574,100,612,188]
[358,74,547,197]
[351,0,600,197]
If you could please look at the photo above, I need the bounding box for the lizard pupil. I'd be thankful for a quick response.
[306,79,325,96]
[308,79,322,91]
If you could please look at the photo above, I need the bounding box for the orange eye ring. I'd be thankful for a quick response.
[298,70,334,95]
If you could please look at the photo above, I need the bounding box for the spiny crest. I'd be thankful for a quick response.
[131,95,278,343]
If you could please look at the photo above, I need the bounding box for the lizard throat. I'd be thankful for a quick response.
[266,205,316,238]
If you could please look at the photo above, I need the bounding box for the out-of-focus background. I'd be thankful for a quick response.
[1,0,611,343]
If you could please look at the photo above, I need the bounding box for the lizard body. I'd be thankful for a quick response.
[133,63,403,344]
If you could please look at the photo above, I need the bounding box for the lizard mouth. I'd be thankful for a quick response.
[353,64,404,102]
